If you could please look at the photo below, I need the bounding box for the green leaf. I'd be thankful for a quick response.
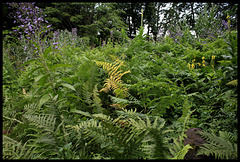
[39,94,50,107]
[27,66,43,76]
[61,83,76,91]
[20,59,36,67]
[50,64,74,70]
[70,109,92,118]
[32,42,40,50]
[35,74,49,86]
[59,77,72,84]
[67,94,84,102]
[35,74,45,83]
[43,46,52,58]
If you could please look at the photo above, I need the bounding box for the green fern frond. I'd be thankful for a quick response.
[92,84,103,113]
[3,135,19,145]
[128,115,167,159]
[172,144,192,159]
[82,82,103,113]
[23,114,56,132]
[226,79,238,86]
[2,135,39,159]
[197,131,237,159]
[82,82,93,105]
[68,112,167,159]
[219,131,237,144]
[23,103,41,115]
[168,135,192,159]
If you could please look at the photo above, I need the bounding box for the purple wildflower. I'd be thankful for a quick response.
[222,20,228,30]
[53,31,58,35]
[102,41,106,47]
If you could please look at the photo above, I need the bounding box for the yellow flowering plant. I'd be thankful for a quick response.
[210,55,216,68]
[188,56,209,70]
[226,15,231,30]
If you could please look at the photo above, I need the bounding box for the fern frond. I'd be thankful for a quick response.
[23,103,41,115]
[110,96,134,106]
[2,135,39,159]
[167,131,192,159]
[92,84,103,113]
[197,131,237,159]
[68,112,167,159]
[219,131,237,144]
[172,144,193,159]
[82,82,93,105]
[23,114,56,132]
[128,115,167,159]
[226,79,238,86]
[94,59,130,97]
[3,135,19,145]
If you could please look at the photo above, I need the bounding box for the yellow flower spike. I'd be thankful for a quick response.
[202,57,205,60]
[212,55,215,60]
[192,59,195,62]
[191,64,195,69]
[228,20,231,25]
[188,63,191,69]
[226,15,230,19]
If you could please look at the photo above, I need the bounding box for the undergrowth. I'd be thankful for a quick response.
[3,24,237,159]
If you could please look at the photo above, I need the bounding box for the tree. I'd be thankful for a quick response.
[116,3,144,38]
[94,3,127,43]
[41,2,127,45]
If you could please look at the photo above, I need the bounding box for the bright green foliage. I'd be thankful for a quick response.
[3,135,40,159]
[68,111,168,159]
[2,4,237,158]
[170,139,193,159]
[197,131,237,159]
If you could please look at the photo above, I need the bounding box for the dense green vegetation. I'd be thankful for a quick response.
[2,2,237,159]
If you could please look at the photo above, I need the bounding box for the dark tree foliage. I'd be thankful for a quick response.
[3,2,237,44]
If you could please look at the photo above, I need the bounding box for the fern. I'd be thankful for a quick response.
[3,135,40,159]
[226,79,238,86]
[23,103,41,115]
[92,84,103,113]
[168,134,192,159]
[67,110,167,159]
[82,83,103,113]
[196,131,237,159]
[170,143,192,159]
[82,81,93,105]
[94,59,130,95]
[23,114,56,132]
